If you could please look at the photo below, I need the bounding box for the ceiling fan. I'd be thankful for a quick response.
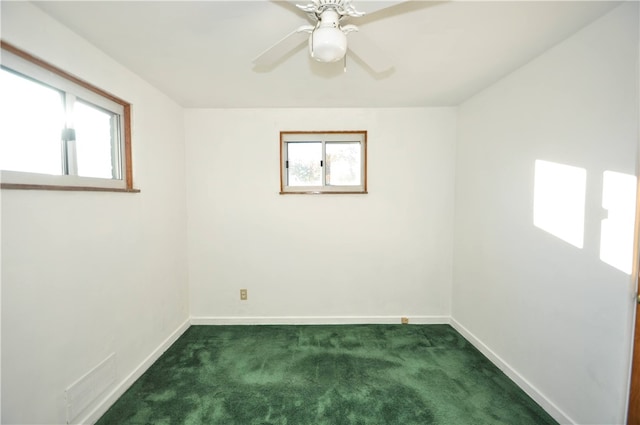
[253,0,408,72]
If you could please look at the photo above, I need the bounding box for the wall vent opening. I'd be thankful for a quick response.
[65,353,116,424]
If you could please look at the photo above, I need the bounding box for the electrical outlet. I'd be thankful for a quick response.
[240,289,248,300]
[401,317,409,325]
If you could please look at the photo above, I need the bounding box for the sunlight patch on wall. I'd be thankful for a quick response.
[534,160,587,248]
[600,171,637,274]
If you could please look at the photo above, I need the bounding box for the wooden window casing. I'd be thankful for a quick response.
[280,130,367,195]
[0,40,138,193]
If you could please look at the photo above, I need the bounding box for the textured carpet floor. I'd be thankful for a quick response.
[96,324,558,425]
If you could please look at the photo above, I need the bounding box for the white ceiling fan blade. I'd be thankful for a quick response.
[275,0,314,18]
[351,0,409,16]
[347,30,393,73]
[253,25,313,68]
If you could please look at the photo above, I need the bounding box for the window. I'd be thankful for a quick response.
[280,131,367,194]
[0,41,136,192]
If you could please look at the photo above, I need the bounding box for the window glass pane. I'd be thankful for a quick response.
[74,100,118,179]
[0,68,64,175]
[326,142,361,186]
[287,142,322,186]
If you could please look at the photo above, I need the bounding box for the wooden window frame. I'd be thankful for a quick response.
[0,40,138,193]
[280,130,367,195]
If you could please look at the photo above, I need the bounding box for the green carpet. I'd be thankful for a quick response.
[96,325,558,425]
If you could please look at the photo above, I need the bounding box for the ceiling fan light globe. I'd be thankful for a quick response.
[310,27,347,63]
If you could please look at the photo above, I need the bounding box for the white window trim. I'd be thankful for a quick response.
[0,170,126,190]
[280,131,367,194]
[0,41,136,193]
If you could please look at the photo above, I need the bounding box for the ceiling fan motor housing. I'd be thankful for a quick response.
[309,9,347,63]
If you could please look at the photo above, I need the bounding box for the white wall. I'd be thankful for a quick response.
[453,3,639,424]
[0,3,189,424]
[185,108,456,323]
[3,2,637,424]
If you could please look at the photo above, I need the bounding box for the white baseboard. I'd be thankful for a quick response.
[190,315,450,326]
[449,317,575,425]
[80,318,191,425]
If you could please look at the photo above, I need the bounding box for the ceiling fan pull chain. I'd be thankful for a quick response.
[343,53,347,73]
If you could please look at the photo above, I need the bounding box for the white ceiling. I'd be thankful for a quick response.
[32,0,621,108]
